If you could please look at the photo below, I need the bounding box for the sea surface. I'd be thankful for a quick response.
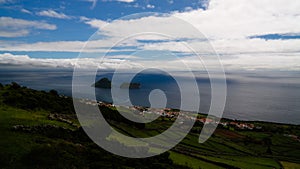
[0,68,299,124]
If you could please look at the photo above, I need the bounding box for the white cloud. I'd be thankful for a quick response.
[37,10,71,19]
[0,30,29,37]
[183,7,193,11]
[79,13,300,55]
[220,53,300,71]
[101,0,135,3]
[84,0,134,9]
[0,41,89,52]
[167,0,174,4]
[0,39,133,52]
[79,0,300,71]
[174,0,300,39]
[108,55,139,59]
[82,0,300,40]
[83,18,108,29]
[85,0,98,9]
[0,53,141,69]
[79,16,90,21]
[141,38,300,55]
[115,0,135,3]
[0,17,56,37]
[2,0,300,71]
[0,17,56,30]
[85,15,204,39]
[21,9,32,14]
[146,4,155,9]
[1,52,299,71]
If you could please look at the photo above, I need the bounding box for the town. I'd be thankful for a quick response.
[79,98,263,131]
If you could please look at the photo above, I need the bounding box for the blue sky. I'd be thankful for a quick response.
[0,0,208,59]
[0,0,300,71]
[0,0,207,43]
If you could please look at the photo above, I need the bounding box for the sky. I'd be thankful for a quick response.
[0,0,300,71]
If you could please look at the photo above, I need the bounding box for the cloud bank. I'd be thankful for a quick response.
[1,0,300,71]
[36,10,71,19]
[0,17,56,37]
[1,52,299,71]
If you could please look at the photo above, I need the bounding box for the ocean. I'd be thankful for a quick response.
[0,68,299,124]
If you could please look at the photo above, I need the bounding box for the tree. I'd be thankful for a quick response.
[49,89,58,96]
[10,82,21,89]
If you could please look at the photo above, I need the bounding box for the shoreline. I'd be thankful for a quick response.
[78,98,300,126]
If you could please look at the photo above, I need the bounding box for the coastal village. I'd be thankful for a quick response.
[78,98,300,142]
[80,98,262,131]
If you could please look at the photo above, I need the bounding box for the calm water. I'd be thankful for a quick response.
[0,68,299,124]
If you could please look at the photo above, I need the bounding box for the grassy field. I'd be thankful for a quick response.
[1,104,299,168]
[105,111,300,169]
[169,151,223,169]
[280,161,300,169]
[0,105,69,168]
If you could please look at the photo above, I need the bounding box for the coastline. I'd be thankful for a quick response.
[79,98,300,127]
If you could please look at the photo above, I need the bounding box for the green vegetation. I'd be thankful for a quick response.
[2,82,74,114]
[169,152,222,169]
[0,82,300,169]
[281,161,300,169]
[0,82,188,169]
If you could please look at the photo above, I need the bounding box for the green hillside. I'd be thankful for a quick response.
[0,82,300,169]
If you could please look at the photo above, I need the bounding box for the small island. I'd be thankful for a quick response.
[92,78,141,89]
[92,78,111,89]
[120,82,141,89]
